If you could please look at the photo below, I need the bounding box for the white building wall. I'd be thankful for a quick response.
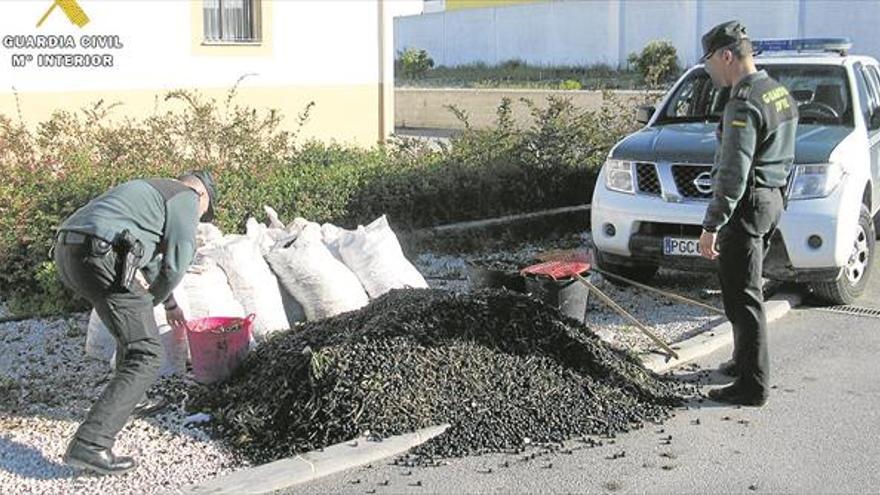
[802,0,880,61]
[395,0,880,68]
[698,0,800,41]
[395,10,447,60]
[619,0,698,67]
[0,0,421,145]
[0,0,420,93]
[540,1,618,66]
[445,8,495,66]
[424,0,447,14]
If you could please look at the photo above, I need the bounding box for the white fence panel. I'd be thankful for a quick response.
[395,0,880,68]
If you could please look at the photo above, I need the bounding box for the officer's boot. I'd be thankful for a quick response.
[717,358,739,377]
[63,438,137,475]
[708,384,767,407]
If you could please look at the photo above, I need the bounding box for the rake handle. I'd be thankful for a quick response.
[573,273,679,360]
[590,267,725,316]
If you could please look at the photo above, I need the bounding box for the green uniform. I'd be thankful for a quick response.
[59,179,200,305]
[54,178,200,449]
[703,70,797,233]
[703,70,798,398]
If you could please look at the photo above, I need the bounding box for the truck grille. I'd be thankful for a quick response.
[635,162,661,196]
[672,164,713,199]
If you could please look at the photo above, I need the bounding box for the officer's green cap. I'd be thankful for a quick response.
[187,170,217,222]
[700,20,749,62]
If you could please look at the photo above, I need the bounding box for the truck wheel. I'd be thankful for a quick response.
[594,250,659,286]
[811,205,875,305]
[874,209,880,239]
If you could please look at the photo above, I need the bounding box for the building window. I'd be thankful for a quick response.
[203,0,261,43]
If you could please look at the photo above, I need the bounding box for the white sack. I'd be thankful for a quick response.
[338,215,428,298]
[263,205,285,230]
[207,235,290,341]
[266,224,369,321]
[286,217,314,236]
[245,217,291,256]
[196,222,224,249]
[174,258,245,321]
[156,323,188,376]
[85,309,116,362]
[321,223,347,261]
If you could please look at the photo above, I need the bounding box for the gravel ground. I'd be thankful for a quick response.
[585,269,723,353]
[0,231,721,493]
[414,232,724,354]
[0,315,244,495]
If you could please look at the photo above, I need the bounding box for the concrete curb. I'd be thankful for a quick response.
[183,424,449,495]
[402,204,591,253]
[413,204,590,235]
[641,291,802,374]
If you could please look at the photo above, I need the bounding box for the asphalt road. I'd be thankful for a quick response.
[292,272,880,494]
[392,127,455,151]
[855,254,880,309]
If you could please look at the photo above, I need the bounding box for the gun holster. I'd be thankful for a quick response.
[114,229,144,290]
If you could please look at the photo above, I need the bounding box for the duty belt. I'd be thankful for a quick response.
[55,230,113,254]
[57,231,90,245]
[54,230,144,290]
[51,231,105,259]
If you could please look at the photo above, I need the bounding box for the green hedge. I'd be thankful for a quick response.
[0,89,641,316]
[396,60,645,90]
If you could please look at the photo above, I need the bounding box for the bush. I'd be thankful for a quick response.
[0,88,641,315]
[559,79,583,90]
[628,40,681,87]
[499,59,526,71]
[0,86,300,315]
[396,61,643,90]
[396,47,434,79]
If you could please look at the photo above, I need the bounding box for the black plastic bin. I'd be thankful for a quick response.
[524,273,590,324]
[465,261,526,293]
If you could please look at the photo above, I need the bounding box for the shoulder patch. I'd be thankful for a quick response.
[731,119,747,128]
[761,85,793,113]
[734,83,752,100]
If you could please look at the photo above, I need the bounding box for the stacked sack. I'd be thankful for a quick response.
[261,207,429,320]
[267,222,369,321]
[84,206,429,371]
[336,215,429,299]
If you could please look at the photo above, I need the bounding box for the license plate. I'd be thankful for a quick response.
[663,237,700,257]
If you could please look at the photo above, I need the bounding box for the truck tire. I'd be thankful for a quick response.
[810,204,875,305]
[874,209,880,239]
[594,250,659,286]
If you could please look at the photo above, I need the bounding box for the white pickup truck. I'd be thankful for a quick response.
[591,38,879,304]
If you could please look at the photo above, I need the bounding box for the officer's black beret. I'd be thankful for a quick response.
[187,170,218,222]
[700,20,749,62]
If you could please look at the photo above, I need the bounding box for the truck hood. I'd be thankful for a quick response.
[610,123,853,164]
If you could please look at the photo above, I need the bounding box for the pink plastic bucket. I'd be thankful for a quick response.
[185,314,255,384]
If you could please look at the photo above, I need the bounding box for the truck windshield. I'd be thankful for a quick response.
[657,65,853,127]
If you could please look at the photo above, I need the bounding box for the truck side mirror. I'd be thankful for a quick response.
[636,105,655,125]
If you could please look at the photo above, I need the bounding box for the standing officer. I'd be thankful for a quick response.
[53,171,217,474]
[697,21,797,406]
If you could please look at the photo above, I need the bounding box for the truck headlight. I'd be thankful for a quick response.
[604,159,635,194]
[787,163,845,200]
